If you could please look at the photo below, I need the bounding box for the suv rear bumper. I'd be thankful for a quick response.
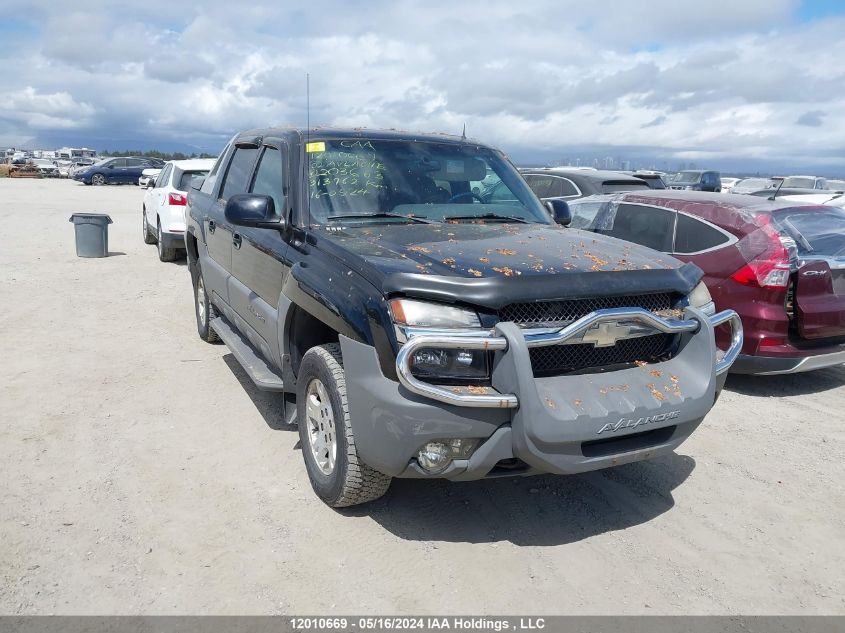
[731,348,845,374]
[342,307,741,480]
[159,230,186,250]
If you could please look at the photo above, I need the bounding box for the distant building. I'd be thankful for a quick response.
[56,147,98,160]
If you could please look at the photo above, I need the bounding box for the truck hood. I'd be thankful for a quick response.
[317,222,702,308]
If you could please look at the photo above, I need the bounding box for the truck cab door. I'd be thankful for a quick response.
[229,140,289,366]
[203,144,259,310]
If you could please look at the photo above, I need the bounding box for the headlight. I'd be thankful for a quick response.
[390,299,488,383]
[389,298,480,328]
[688,281,715,315]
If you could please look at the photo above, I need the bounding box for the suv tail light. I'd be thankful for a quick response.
[730,216,791,288]
[168,192,187,206]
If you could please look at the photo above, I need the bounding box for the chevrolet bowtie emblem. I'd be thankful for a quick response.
[581,322,632,347]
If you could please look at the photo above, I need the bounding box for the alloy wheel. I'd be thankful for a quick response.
[305,378,337,476]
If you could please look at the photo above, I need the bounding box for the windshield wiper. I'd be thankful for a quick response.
[443,213,530,224]
[326,212,433,224]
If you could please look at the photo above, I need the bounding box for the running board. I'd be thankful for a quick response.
[210,317,285,392]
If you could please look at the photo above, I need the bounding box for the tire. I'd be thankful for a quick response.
[91,173,106,186]
[297,343,391,507]
[157,219,177,262]
[192,260,219,343]
[142,209,156,244]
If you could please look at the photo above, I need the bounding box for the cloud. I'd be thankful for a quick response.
[0,0,844,172]
[641,116,667,128]
[796,110,825,127]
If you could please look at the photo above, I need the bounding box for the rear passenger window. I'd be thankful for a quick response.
[250,147,284,218]
[549,176,579,197]
[600,204,675,252]
[673,213,730,254]
[155,164,171,188]
[220,147,258,200]
[525,175,554,198]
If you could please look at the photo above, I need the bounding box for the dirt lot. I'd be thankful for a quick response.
[1,178,844,615]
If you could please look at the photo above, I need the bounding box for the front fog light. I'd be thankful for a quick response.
[416,439,480,474]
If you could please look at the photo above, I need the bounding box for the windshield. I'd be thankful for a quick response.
[672,171,702,183]
[736,178,774,191]
[772,207,845,257]
[781,177,816,188]
[306,138,550,225]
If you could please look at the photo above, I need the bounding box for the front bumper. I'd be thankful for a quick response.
[731,348,845,375]
[343,307,742,479]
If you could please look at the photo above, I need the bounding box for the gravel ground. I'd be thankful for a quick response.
[1,178,844,615]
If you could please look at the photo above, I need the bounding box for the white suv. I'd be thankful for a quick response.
[142,159,215,261]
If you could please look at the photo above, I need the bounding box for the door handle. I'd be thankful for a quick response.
[208,220,215,234]
[232,233,242,250]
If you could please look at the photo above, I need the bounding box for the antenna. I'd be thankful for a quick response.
[768,177,784,201]
[461,122,466,141]
[306,72,311,228]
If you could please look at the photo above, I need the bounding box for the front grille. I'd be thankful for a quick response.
[500,293,673,328]
[528,333,674,377]
[500,293,678,376]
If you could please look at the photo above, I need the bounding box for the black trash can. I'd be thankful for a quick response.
[69,213,113,258]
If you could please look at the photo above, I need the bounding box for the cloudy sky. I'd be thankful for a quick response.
[1,0,844,173]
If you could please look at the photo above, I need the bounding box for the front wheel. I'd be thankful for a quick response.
[297,344,391,507]
[91,173,106,186]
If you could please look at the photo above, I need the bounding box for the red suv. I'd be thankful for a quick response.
[567,190,845,374]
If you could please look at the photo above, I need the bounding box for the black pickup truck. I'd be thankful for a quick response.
[184,127,743,507]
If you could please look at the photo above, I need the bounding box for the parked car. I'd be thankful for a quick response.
[73,157,162,185]
[779,175,828,190]
[142,159,215,261]
[720,177,741,193]
[31,158,59,178]
[184,127,741,507]
[520,168,651,201]
[138,168,161,187]
[667,170,721,192]
[53,159,73,178]
[779,192,845,208]
[747,187,822,198]
[826,179,845,192]
[567,190,845,374]
[631,172,666,189]
[731,177,775,195]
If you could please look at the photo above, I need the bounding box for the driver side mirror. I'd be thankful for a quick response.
[544,199,572,226]
[225,194,286,230]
